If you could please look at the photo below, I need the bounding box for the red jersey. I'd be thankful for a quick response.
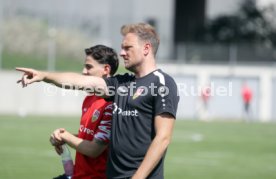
[242,86,252,103]
[73,95,112,179]
[201,87,211,102]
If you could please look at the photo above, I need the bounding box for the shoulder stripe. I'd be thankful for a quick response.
[153,71,165,85]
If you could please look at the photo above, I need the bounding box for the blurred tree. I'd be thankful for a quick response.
[201,0,276,46]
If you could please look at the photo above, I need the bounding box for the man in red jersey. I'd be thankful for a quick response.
[50,45,119,179]
[241,81,253,119]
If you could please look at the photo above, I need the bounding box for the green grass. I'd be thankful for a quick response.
[0,116,275,179]
[2,52,49,70]
[2,52,84,71]
[1,51,129,74]
[0,115,79,179]
[166,121,276,179]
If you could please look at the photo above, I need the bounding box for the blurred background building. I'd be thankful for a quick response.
[0,0,275,121]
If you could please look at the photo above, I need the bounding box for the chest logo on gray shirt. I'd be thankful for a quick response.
[113,103,138,117]
[133,87,144,100]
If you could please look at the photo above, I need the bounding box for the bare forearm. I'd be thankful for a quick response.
[61,131,106,158]
[16,67,108,95]
[43,72,96,89]
[133,114,175,179]
[132,136,171,179]
[16,67,104,90]
[66,137,93,157]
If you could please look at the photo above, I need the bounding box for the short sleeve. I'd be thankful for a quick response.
[104,76,118,101]
[153,74,179,119]
[104,76,117,89]
[104,73,134,101]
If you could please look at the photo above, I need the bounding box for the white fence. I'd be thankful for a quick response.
[1,63,276,121]
[159,63,276,122]
[0,70,85,116]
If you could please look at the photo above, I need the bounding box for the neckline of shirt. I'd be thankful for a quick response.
[135,69,161,81]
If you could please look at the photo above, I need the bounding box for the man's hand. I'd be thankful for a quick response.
[16,67,46,87]
[50,128,66,155]
[50,128,66,146]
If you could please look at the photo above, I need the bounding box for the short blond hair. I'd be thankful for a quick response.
[121,23,160,56]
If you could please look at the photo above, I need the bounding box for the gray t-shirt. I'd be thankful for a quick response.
[104,69,179,179]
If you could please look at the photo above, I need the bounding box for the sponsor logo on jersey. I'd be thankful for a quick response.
[92,110,100,122]
[113,103,138,116]
[133,87,144,100]
[79,125,94,136]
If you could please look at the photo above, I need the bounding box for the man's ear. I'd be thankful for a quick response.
[103,64,111,76]
[144,43,151,56]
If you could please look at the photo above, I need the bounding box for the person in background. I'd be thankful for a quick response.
[241,81,253,120]
[199,83,211,121]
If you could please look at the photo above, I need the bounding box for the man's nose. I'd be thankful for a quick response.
[120,49,126,56]
[82,68,87,75]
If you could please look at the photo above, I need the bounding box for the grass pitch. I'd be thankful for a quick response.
[0,115,276,179]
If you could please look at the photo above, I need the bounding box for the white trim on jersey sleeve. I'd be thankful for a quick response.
[104,112,112,116]
[153,71,165,85]
[94,103,113,142]
[94,120,111,142]
[105,104,113,110]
